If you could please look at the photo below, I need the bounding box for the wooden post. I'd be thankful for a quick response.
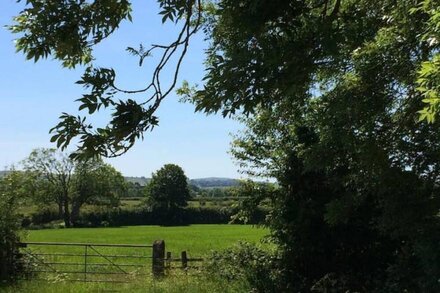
[166,252,172,268]
[181,251,188,270]
[152,240,165,278]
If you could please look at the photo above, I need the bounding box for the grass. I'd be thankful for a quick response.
[5,224,269,292]
[25,224,267,255]
[3,274,250,293]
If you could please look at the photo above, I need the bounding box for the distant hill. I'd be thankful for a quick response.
[1,171,239,189]
[123,176,239,188]
[0,171,11,178]
[125,176,150,186]
[190,177,240,188]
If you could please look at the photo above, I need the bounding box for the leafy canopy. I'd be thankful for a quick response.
[9,0,440,159]
[147,164,190,210]
[22,148,126,226]
[222,0,440,290]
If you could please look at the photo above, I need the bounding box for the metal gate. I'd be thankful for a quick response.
[18,241,154,283]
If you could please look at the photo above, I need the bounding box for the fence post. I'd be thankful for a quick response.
[152,240,165,278]
[181,251,188,270]
[84,245,88,281]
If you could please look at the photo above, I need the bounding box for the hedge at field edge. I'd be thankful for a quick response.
[22,206,267,228]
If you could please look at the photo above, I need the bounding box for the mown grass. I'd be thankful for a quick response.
[4,225,268,292]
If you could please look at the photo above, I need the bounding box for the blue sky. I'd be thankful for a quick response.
[0,0,243,179]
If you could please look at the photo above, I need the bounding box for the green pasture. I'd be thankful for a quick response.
[24,224,268,256]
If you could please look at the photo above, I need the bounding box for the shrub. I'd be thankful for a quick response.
[75,206,236,227]
[29,208,60,226]
[0,171,29,283]
[206,242,284,293]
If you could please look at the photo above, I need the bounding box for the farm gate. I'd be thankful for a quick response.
[13,240,202,283]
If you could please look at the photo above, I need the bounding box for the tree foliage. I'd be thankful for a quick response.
[22,148,126,227]
[233,99,440,291]
[70,157,126,223]
[10,0,202,159]
[22,148,75,226]
[10,0,132,68]
[125,181,146,198]
[411,0,440,122]
[0,170,29,282]
[146,164,190,210]
[204,0,440,291]
[9,1,440,149]
[0,170,25,244]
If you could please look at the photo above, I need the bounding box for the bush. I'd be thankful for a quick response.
[0,171,29,283]
[207,242,284,293]
[29,208,60,226]
[75,206,237,227]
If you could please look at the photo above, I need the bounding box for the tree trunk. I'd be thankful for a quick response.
[58,201,63,218]
[62,192,71,228]
[70,201,82,226]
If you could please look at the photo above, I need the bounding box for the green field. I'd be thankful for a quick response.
[4,225,269,292]
[25,224,267,255]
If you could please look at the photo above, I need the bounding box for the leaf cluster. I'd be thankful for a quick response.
[10,0,132,68]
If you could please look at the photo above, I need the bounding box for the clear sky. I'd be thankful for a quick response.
[0,0,243,179]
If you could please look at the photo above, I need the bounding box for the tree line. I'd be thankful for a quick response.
[1,149,202,228]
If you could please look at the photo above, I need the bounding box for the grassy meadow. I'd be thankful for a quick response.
[24,224,268,256]
[3,225,269,292]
